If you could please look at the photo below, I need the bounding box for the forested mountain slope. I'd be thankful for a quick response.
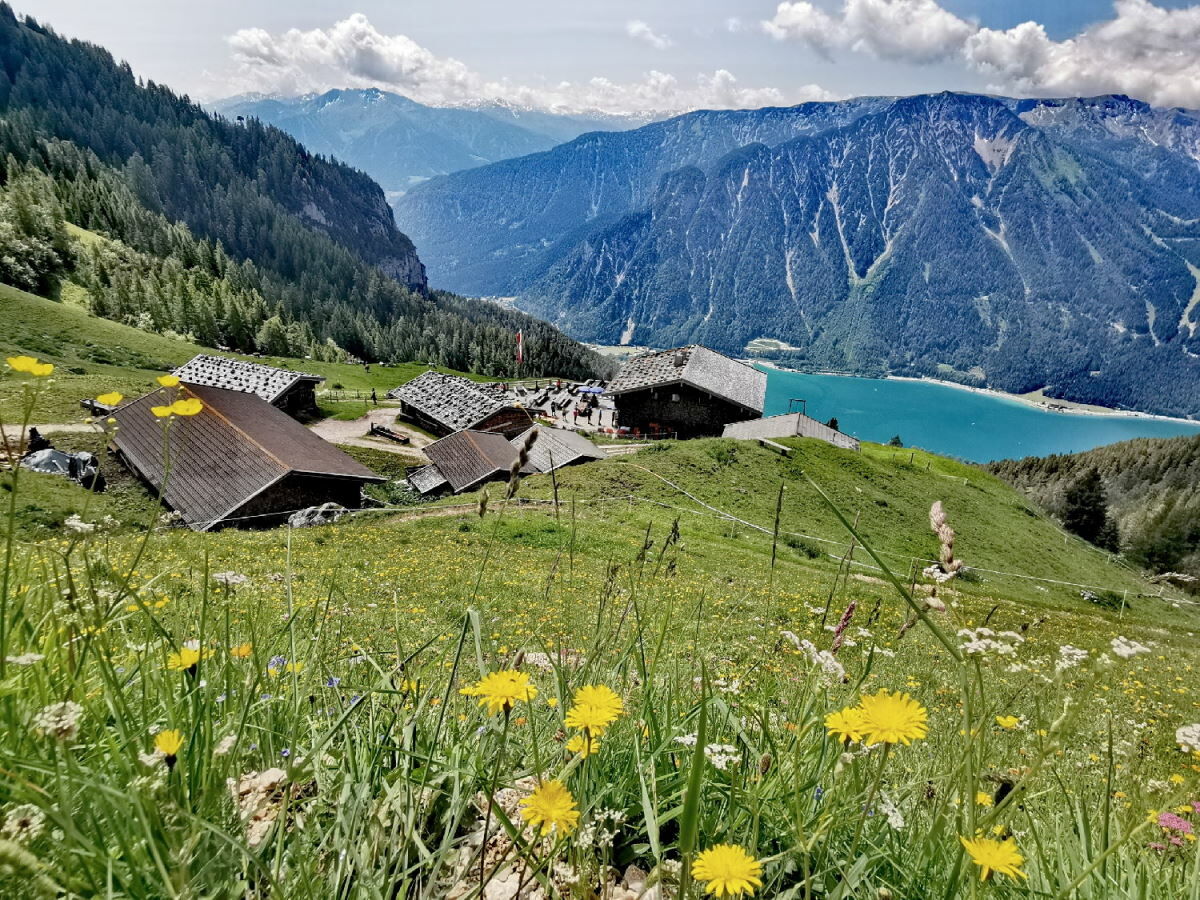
[991,434,1200,587]
[0,5,611,380]
[395,92,1200,417]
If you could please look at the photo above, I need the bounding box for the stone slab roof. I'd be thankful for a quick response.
[388,371,511,432]
[605,346,766,413]
[173,354,323,405]
[511,427,605,473]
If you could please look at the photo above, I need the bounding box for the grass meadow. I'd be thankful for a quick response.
[1,364,1199,898]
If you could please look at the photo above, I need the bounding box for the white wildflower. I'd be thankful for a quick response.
[1056,645,1089,672]
[5,652,44,665]
[958,627,1022,657]
[704,743,740,770]
[1,804,46,842]
[878,793,906,830]
[63,514,96,534]
[32,700,83,740]
[1110,636,1150,660]
[673,733,698,748]
[214,734,238,756]
[1176,723,1200,755]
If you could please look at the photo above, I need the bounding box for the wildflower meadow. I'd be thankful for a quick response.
[2,358,1199,898]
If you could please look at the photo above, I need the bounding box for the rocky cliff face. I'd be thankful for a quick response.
[393,92,1200,417]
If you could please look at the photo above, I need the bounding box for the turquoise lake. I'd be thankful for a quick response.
[761,368,1200,463]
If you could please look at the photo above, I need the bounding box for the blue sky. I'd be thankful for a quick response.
[24,1,1200,112]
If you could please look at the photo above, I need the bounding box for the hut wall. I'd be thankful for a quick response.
[275,382,320,419]
[222,474,368,529]
[474,408,535,439]
[613,385,751,438]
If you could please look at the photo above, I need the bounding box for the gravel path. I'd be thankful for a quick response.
[307,406,431,457]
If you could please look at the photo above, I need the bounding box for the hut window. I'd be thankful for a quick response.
[671,392,680,402]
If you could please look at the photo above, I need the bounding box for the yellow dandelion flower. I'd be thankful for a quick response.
[546,697,559,708]
[693,844,763,898]
[230,643,253,659]
[566,733,600,757]
[825,706,866,743]
[7,355,53,376]
[975,791,994,807]
[154,729,185,757]
[563,684,624,736]
[6,355,38,373]
[165,646,207,672]
[995,715,1021,730]
[157,374,181,387]
[170,398,203,416]
[519,779,579,836]
[96,392,123,406]
[460,669,537,715]
[960,835,1027,881]
[856,689,928,745]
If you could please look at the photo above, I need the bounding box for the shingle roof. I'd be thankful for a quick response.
[420,430,536,494]
[388,371,511,432]
[173,354,323,404]
[407,464,449,495]
[111,383,380,530]
[511,427,605,473]
[605,346,766,413]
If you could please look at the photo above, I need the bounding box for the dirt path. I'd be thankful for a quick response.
[308,406,432,457]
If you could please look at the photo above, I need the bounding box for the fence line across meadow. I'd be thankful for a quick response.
[119,487,1189,605]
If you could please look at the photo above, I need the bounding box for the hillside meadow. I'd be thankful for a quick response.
[1,360,1199,898]
[0,282,479,424]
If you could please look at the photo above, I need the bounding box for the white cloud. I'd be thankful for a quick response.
[224,14,835,115]
[965,0,1200,108]
[626,20,673,50]
[764,0,974,63]
[764,0,1200,108]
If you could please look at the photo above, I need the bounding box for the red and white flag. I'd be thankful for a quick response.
[516,330,524,365]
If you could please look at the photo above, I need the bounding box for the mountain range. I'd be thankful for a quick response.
[214,90,645,196]
[392,92,1200,418]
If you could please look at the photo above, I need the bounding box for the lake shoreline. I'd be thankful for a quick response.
[753,362,1200,427]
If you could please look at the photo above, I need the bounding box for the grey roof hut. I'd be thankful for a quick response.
[388,371,533,438]
[605,346,767,438]
[173,354,324,418]
[407,430,536,496]
[510,427,605,474]
[110,383,382,530]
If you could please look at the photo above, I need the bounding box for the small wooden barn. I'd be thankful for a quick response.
[110,383,382,530]
[606,346,767,438]
[511,427,605,474]
[172,354,324,419]
[407,430,536,496]
[388,371,533,438]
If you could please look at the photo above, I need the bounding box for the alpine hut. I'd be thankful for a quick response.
[406,430,536,496]
[510,427,605,474]
[172,354,324,419]
[605,346,767,438]
[388,371,533,438]
[109,383,382,530]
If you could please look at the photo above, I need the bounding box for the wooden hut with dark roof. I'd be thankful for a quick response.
[387,371,533,438]
[605,346,767,438]
[510,427,605,474]
[110,383,382,530]
[406,430,537,496]
[172,354,324,418]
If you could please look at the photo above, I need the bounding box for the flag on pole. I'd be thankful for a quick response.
[516,330,524,365]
